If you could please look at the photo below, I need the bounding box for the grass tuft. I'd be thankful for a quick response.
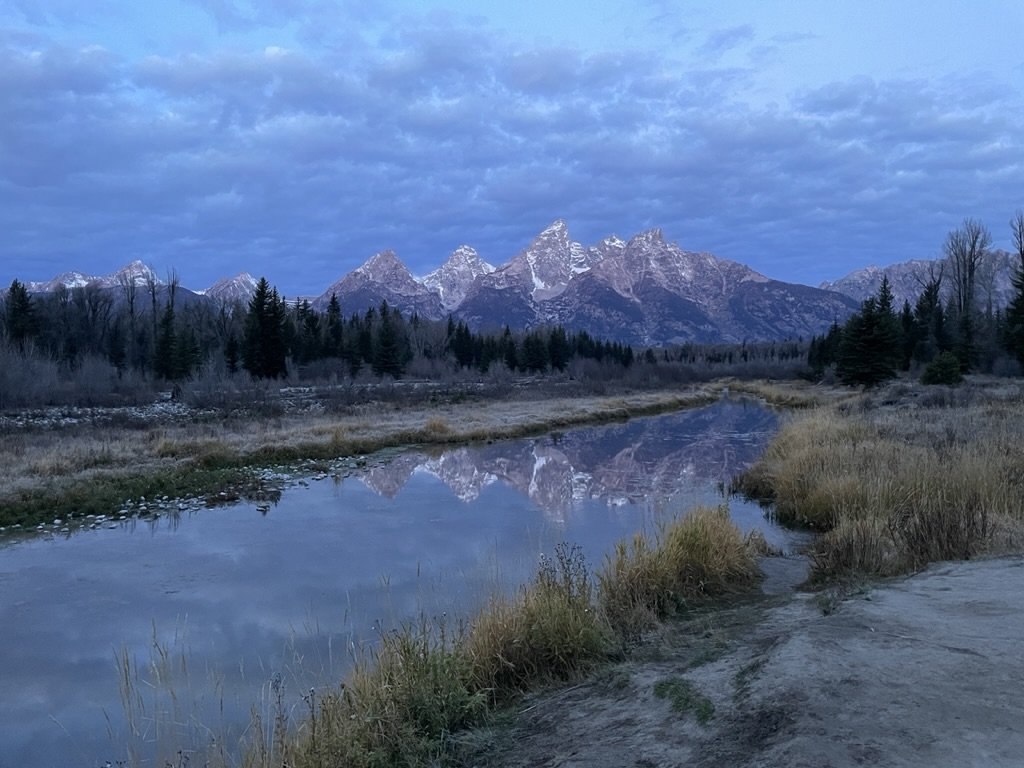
[467,543,612,698]
[597,506,761,642]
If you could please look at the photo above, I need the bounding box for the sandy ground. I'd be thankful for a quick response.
[464,556,1024,768]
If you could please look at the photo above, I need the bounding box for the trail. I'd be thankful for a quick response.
[468,556,1024,768]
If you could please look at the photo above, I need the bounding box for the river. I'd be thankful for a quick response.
[0,398,800,767]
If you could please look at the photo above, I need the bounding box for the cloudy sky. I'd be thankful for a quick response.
[2,0,1022,296]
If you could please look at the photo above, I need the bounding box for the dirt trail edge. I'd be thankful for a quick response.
[466,556,1024,768]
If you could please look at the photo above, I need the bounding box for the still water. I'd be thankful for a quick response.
[0,399,795,767]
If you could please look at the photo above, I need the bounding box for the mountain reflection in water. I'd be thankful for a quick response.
[357,398,776,523]
[0,398,786,768]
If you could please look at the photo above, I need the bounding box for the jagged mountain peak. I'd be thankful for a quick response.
[205,272,257,303]
[313,249,444,318]
[86,260,162,290]
[822,251,1018,308]
[357,249,406,274]
[421,245,495,310]
[539,218,569,236]
[630,227,665,246]
[492,219,594,300]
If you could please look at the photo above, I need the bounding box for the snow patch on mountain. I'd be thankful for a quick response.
[420,245,495,310]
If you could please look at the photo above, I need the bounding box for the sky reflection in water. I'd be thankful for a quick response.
[0,399,787,767]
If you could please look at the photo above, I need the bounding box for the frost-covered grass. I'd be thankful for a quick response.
[735,378,1024,580]
[0,388,719,528]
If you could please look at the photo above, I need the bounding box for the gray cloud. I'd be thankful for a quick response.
[1,9,1021,295]
[698,24,756,58]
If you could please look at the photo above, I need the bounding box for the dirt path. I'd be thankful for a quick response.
[466,556,1024,768]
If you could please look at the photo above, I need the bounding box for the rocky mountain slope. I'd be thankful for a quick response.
[312,250,444,318]
[821,250,1021,309]
[421,246,495,311]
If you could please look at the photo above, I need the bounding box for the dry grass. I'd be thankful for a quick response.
[236,511,762,768]
[467,543,611,697]
[597,506,762,643]
[715,378,855,410]
[736,378,1024,580]
[0,387,720,526]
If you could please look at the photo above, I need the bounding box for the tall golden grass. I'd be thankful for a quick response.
[735,379,1024,580]
[598,506,762,641]
[239,510,760,768]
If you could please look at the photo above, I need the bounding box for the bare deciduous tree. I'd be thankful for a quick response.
[1012,210,1024,270]
[944,218,991,317]
[117,269,138,367]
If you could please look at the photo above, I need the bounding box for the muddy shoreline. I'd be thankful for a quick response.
[467,556,1024,768]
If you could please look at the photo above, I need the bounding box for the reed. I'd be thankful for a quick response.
[736,379,1024,580]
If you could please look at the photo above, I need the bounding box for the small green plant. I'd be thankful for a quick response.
[732,657,767,700]
[653,677,715,724]
[921,351,963,386]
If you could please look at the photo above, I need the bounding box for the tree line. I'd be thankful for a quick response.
[809,213,1024,386]
[0,273,637,385]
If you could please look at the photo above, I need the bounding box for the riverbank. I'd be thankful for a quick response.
[469,555,1024,768]
[2,385,734,528]
[464,375,1024,767]
[735,376,1024,581]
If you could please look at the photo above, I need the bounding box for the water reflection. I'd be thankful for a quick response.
[0,399,788,768]
[361,398,777,521]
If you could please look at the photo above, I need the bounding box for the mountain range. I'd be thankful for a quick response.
[12,221,1022,345]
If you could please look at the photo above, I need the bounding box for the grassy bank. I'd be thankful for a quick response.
[0,388,719,528]
[735,378,1024,581]
[242,506,763,768]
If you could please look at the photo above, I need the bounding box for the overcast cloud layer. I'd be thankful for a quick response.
[2,0,1022,295]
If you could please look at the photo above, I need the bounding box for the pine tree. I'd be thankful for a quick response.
[547,326,570,372]
[325,293,343,357]
[836,280,902,387]
[4,279,36,350]
[153,304,179,380]
[242,278,287,379]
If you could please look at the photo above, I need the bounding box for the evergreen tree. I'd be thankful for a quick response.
[372,311,403,377]
[108,320,127,373]
[836,280,902,387]
[522,331,548,372]
[224,332,240,373]
[4,279,36,350]
[548,326,570,372]
[153,304,179,380]
[242,277,288,378]
[325,293,343,356]
[1005,269,1024,368]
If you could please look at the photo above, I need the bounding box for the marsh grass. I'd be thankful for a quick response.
[468,543,611,697]
[736,379,1024,581]
[598,506,762,642]
[0,388,718,528]
[235,513,759,768]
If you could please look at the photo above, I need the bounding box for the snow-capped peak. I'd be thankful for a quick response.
[421,245,495,310]
[95,260,161,289]
[205,272,258,303]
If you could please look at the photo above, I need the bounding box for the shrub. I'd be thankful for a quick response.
[921,351,963,386]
